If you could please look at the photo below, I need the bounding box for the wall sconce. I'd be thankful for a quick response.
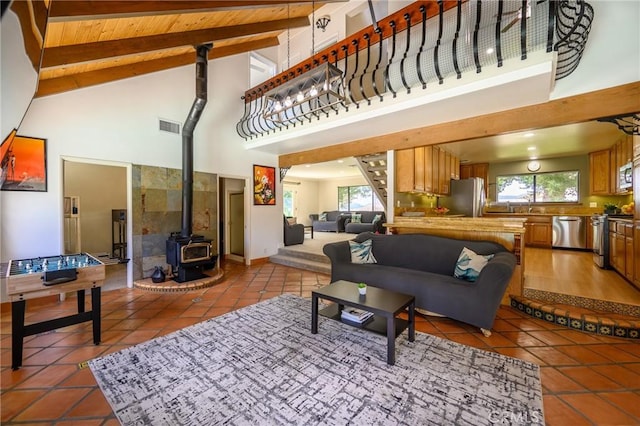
[315,15,330,32]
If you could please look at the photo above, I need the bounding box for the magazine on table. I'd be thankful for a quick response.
[341,307,373,323]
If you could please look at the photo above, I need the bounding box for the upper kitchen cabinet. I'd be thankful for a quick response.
[460,163,489,196]
[396,146,459,196]
[589,149,611,195]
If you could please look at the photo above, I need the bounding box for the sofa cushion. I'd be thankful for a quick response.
[454,247,494,282]
[349,239,377,264]
[319,213,328,221]
[351,213,362,223]
[373,214,382,223]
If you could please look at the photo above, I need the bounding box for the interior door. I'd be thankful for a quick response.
[229,192,244,256]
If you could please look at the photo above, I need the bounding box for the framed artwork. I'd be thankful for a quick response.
[253,164,276,205]
[1,130,47,192]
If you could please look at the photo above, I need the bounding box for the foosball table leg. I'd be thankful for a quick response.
[91,286,101,345]
[11,300,26,370]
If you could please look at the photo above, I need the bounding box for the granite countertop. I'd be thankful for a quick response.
[386,216,526,234]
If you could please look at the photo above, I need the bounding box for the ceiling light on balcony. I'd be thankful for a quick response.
[261,62,345,124]
[486,48,495,55]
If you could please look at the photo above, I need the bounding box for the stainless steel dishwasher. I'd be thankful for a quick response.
[552,216,587,249]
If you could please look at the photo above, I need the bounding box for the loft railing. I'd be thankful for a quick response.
[237,0,593,140]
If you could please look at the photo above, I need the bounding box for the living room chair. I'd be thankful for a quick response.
[284,215,305,246]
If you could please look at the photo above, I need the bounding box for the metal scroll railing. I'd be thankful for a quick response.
[237,0,593,140]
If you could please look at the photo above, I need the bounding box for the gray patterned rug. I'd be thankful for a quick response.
[89,294,544,425]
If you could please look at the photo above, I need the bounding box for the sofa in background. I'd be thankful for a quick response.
[309,211,350,233]
[344,211,386,234]
[322,232,517,335]
[284,216,305,246]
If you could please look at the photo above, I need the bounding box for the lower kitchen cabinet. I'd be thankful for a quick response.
[525,217,552,248]
[609,219,635,283]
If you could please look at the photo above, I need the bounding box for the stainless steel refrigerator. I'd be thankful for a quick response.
[441,177,485,217]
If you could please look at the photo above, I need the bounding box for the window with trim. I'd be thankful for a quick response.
[338,185,384,211]
[496,171,579,203]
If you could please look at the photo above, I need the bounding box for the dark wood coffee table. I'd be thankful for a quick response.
[311,280,415,365]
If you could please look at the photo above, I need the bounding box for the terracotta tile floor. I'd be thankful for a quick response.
[2,260,640,425]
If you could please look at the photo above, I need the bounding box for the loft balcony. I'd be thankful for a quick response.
[236,0,594,154]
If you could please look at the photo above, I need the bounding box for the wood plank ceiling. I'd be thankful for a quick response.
[9,0,345,97]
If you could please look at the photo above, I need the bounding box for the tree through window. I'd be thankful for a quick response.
[496,171,579,203]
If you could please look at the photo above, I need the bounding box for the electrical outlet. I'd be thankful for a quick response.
[589,202,597,208]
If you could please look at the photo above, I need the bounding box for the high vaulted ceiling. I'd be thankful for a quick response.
[8,0,345,98]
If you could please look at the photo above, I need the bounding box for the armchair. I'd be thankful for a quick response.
[284,216,305,246]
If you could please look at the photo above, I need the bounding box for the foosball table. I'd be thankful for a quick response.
[6,253,105,370]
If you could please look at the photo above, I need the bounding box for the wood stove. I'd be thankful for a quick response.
[166,233,216,283]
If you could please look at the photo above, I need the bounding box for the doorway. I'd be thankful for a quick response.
[62,158,131,290]
[219,177,247,263]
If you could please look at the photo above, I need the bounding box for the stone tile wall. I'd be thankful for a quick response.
[132,165,217,280]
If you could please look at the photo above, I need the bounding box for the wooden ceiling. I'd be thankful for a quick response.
[9,0,345,98]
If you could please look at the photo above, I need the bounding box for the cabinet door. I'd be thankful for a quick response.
[589,150,611,195]
[432,147,441,195]
[626,234,634,280]
[529,223,551,247]
[634,222,640,289]
[460,164,472,180]
[438,148,449,195]
[395,148,415,192]
[424,146,434,193]
[414,146,425,192]
[451,155,460,180]
[634,155,640,219]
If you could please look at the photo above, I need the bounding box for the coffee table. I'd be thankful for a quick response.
[311,280,415,365]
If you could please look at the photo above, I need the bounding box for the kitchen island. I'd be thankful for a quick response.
[384,216,526,305]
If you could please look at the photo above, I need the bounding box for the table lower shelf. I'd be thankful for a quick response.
[319,304,409,338]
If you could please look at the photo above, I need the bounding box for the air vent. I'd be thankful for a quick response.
[159,119,180,134]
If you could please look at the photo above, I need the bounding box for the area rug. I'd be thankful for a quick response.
[89,294,544,425]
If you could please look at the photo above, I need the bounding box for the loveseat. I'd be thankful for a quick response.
[344,211,386,234]
[322,232,516,334]
[309,211,350,233]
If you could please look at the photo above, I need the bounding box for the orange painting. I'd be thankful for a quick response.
[1,130,47,192]
[253,165,276,205]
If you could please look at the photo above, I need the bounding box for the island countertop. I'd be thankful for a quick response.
[385,216,527,234]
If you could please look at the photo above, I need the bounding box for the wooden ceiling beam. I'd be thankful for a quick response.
[41,16,306,68]
[48,1,346,20]
[9,1,41,70]
[35,37,279,97]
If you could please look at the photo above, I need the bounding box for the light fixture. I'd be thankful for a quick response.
[316,15,331,32]
[261,2,344,125]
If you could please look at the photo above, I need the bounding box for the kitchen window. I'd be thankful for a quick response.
[338,185,384,211]
[496,171,579,203]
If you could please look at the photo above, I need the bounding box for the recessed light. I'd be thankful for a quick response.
[527,146,536,151]
[337,159,344,163]
[529,156,538,160]
[305,165,311,168]
[523,132,535,138]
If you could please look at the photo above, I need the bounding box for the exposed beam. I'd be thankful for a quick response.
[278,82,640,168]
[9,1,41,71]
[35,38,279,97]
[31,0,48,41]
[41,16,307,68]
[48,0,345,20]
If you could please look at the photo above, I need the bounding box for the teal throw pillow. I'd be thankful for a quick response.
[351,213,362,223]
[319,213,328,221]
[349,239,377,264]
[454,247,494,282]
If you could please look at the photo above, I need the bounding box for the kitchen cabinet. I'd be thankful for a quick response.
[396,146,458,196]
[625,223,634,281]
[459,163,489,196]
[634,223,640,289]
[609,219,634,281]
[525,216,552,248]
[612,135,633,194]
[589,149,611,195]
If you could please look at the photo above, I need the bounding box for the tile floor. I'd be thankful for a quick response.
[2,260,640,425]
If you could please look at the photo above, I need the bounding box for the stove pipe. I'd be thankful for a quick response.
[181,43,212,238]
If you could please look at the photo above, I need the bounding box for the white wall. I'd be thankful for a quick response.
[284,178,319,225]
[0,9,38,139]
[1,53,281,264]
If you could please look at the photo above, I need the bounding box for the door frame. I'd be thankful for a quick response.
[219,174,250,266]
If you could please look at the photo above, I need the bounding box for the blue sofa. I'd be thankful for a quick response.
[309,211,350,233]
[322,232,516,334]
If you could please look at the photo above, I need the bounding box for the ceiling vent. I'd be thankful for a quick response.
[159,119,180,134]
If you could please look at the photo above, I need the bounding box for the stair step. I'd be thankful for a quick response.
[269,254,331,274]
[276,247,330,263]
